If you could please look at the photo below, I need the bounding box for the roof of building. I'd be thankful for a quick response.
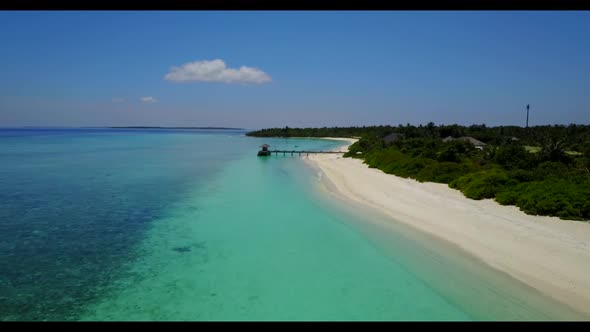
[442,136,486,146]
[457,136,486,146]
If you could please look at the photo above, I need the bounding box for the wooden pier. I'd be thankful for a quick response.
[262,150,346,156]
[257,144,346,157]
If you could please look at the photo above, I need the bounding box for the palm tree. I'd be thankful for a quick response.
[540,138,569,163]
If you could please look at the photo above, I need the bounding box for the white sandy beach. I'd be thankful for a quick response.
[305,137,590,316]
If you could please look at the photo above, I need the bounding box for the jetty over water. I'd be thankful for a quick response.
[257,144,346,157]
[263,150,346,156]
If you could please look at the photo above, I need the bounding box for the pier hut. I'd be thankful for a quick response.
[258,144,271,156]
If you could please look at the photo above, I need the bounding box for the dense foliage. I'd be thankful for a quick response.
[247,123,590,221]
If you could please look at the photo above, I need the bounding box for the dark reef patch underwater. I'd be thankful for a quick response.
[0,128,243,321]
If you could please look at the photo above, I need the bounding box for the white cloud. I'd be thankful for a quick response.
[140,96,158,103]
[112,97,126,103]
[164,59,272,84]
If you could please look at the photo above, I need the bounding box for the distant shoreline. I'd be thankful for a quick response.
[106,126,245,130]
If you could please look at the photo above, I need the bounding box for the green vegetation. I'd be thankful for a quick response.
[525,145,583,156]
[245,126,386,139]
[247,124,590,221]
[524,145,541,153]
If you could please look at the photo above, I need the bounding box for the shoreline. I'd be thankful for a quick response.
[303,137,590,318]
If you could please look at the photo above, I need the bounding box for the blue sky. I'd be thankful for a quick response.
[0,11,589,129]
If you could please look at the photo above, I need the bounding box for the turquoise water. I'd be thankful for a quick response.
[0,129,584,321]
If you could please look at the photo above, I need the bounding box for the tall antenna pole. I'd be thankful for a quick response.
[526,104,530,128]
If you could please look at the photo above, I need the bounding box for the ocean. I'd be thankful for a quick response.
[0,128,582,321]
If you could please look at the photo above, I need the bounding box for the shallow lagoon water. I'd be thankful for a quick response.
[0,129,583,321]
